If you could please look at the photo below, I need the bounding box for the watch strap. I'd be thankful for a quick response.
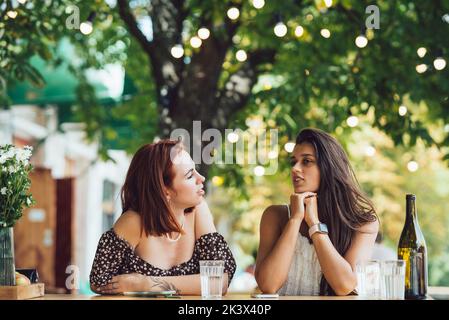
[308,223,328,238]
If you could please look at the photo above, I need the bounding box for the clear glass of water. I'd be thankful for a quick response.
[356,260,381,299]
[380,260,405,300]
[200,260,225,299]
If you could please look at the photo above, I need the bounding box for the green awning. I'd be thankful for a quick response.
[7,38,136,106]
[6,38,139,150]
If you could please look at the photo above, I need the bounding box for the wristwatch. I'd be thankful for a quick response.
[308,223,328,238]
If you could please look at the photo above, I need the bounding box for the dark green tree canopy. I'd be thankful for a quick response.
[1,0,449,172]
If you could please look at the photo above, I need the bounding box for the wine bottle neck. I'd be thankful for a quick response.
[406,198,418,222]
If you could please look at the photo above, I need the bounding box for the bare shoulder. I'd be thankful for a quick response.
[194,200,216,238]
[356,217,380,234]
[261,205,289,229]
[113,210,142,247]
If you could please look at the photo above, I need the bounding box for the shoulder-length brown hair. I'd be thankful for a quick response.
[296,128,378,296]
[121,139,190,237]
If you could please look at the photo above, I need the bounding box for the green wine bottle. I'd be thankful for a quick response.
[398,194,428,299]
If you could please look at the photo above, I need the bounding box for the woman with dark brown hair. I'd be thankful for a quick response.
[255,128,379,296]
[89,139,236,295]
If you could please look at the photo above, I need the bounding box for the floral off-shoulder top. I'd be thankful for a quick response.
[89,229,236,288]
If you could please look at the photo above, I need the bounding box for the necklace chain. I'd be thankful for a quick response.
[165,217,185,242]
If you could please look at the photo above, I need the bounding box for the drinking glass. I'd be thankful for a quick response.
[356,260,381,299]
[200,260,224,299]
[380,260,406,300]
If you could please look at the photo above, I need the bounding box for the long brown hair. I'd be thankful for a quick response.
[295,128,378,295]
[121,139,190,237]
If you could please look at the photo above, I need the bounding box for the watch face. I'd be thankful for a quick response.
[319,223,328,233]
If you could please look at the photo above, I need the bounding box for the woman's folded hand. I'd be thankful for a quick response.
[98,273,149,294]
[290,192,316,222]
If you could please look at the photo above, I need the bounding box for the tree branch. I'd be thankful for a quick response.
[214,49,276,128]
[117,0,154,57]
[118,0,186,111]
[334,3,363,26]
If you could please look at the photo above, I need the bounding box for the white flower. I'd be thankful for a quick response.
[16,149,25,161]
[26,197,32,206]
[5,150,14,160]
[8,166,17,173]
[0,187,7,195]
[9,146,32,164]
[17,149,32,163]
[0,156,6,164]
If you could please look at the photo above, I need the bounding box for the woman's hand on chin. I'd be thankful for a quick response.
[304,193,319,227]
[290,192,316,222]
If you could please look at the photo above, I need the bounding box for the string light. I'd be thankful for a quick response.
[364,146,376,157]
[320,28,331,38]
[346,115,359,127]
[170,45,184,58]
[284,142,295,153]
[415,64,427,73]
[80,12,96,35]
[80,22,93,35]
[443,14,449,23]
[227,132,239,143]
[417,47,427,58]
[227,7,240,20]
[197,27,210,40]
[355,35,368,48]
[407,161,419,172]
[6,11,18,19]
[254,166,265,176]
[236,49,247,62]
[274,22,287,37]
[433,57,447,70]
[295,26,304,37]
[398,105,408,116]
[252,0,265,9]
[190,36,202,48]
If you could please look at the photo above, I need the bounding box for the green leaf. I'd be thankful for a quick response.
[23,64,46,88]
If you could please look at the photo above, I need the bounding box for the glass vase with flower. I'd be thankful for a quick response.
[0,144,35,286]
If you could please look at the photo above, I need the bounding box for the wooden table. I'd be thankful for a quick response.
[33,286,448,300]
[36,294,360,300]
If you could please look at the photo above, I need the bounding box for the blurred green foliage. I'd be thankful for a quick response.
[2,0,449,285]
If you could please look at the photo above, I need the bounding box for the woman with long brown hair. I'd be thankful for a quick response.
[255,128,379,296]
[89,139,236,295]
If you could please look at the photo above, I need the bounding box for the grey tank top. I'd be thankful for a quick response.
[277,204,323,296]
